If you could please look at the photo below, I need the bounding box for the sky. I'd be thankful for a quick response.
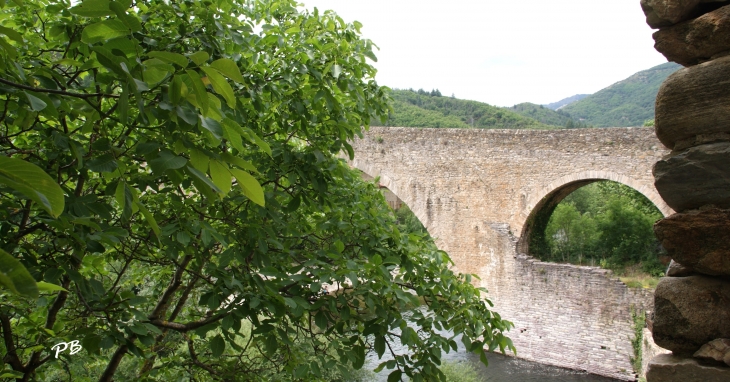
[297,0,668,107]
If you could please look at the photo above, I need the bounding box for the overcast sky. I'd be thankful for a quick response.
[298,1,667,107]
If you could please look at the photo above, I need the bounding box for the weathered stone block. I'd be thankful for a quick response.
[653,142,730,211]
[655,209,730,276]
[652,276,730,354]
[666,259,697,277]
[646,353,730,381]
[641,0,702,28]
[654,55,730,149]
[694,338,730,366]
[653,4,730,66]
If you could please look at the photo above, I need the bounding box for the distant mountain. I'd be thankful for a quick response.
[543,94,589,110]
[560,62,681,127]
[374,89,556,129]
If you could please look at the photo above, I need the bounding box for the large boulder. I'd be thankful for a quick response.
[652,276,730,354]
[654,54,730,149]
[646,353,730,381]
[641,0,703,28]
[653,141,730,211]
[653,4,730,66]
[655,208,730,276]
[694,338,730,366]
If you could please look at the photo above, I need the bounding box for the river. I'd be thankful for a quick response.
[361,309,622,382]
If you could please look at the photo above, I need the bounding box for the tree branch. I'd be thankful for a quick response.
[0,77,118,99]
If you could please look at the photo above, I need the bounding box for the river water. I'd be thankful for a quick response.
[361,309,621,382]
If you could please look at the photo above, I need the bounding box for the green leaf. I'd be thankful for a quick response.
[148,51,188,68]
[201,66,235,108]
[374,335,385,358]
[331,64,342,78]
[136,202,161,239]
[264,335,277,356]
[0,156,65,217]
[81,19,131,44]
[387,370,402,382]
[188,51,209,66]
[210,58,244,83]
[210,335,225,357]
[230,168,264,207]
[220,153,257,173]
[70,0,113,17]
[185,165,222,195]
[0,248,38,299]
[24,91,47,111]
[87,153,118,173]
[209,160,232,196]
[186,69,209,114]
[149,150,187,174]
[189,149,209,173]
[0,25,23,44]
[36,281,68,293]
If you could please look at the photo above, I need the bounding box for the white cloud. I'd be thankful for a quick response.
[299,0,667,106]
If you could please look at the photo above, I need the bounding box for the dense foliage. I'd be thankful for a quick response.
[0,0,515,380]
[535,182,665,276]
[560,62,680,127]
[373,89,556,130]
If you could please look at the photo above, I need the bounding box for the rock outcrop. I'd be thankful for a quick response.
[694,338,730,366]
[646,353,730,381]
[652,276,730,355]
[654,55,730,149]
[653,4,730,65]
[653,141,730,211]
[655,208,730,276]
[643,0,730,379]
[641,0,730,28]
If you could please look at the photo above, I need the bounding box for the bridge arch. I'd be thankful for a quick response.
[516,170,673,255]
[351,160,432,238]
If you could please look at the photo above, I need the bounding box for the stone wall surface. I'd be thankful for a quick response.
[348,126,669,380]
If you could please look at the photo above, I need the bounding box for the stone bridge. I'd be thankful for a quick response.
[348,126,673,381]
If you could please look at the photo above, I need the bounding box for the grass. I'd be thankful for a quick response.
[616,264,662,289]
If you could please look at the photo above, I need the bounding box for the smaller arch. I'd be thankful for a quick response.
[517,170,673,256]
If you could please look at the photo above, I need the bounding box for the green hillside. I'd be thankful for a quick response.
[374,89,557,129]
[560,62,681,127]
[505,103,575,127]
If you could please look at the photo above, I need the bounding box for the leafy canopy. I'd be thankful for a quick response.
[0,0,513,380]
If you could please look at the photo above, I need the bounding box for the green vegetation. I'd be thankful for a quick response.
[440,361,486,382]
[375,89,558,129]
[631,309,646,374]
[0,0,515,381]
[561,62,681,127]
[395,204,430,238]
[506,102,592,128]
[543,94,589,110]
[535,182,666,280]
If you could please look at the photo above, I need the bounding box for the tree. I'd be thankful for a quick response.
[0,0,514,380]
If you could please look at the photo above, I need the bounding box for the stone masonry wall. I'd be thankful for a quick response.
[348,126,670,380]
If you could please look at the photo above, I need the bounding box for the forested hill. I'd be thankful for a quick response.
[560,62,681,127]
[373,89,557,129]
[504,103,590,128]
[543,94,589,110]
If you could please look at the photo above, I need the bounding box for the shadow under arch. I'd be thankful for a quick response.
[516,170,673,256]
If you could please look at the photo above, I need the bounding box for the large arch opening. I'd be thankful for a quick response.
[518,178,668,285]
